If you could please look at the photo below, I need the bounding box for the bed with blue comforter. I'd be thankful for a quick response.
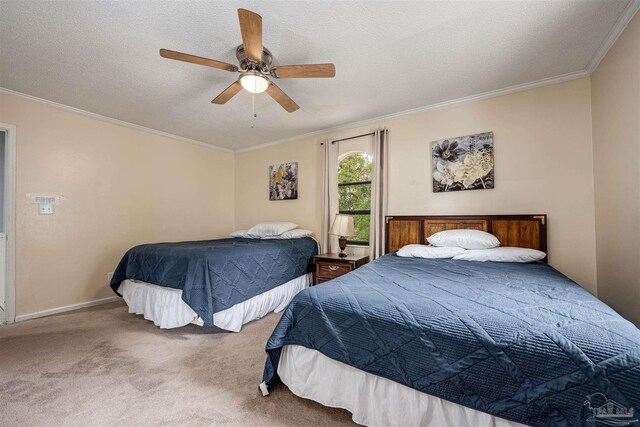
[263,254,640,426]
[110,237,318,327]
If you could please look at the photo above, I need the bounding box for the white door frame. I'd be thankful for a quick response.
[0,123,16,324]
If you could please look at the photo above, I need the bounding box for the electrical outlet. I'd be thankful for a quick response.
[39,204,54,215]
[107,272,114,283]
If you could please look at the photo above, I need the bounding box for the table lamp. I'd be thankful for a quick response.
[329,214,356,257]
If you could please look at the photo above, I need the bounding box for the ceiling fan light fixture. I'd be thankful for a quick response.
[160,8,333,112]
[240,72,269,94]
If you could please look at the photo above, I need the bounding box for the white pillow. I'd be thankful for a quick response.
[396,244,466,259]
[428,229,500,250]
[262,229,314,239]
[247,222,298,237]
[230,230,259,238]
[453,247,546,263]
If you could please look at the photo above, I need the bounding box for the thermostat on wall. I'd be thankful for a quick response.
[27,193,65,215]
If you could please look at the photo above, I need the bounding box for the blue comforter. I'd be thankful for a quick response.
[263,254,640,426]
[110,237,317,326]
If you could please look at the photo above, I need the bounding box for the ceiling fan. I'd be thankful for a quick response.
[160,8,336,113]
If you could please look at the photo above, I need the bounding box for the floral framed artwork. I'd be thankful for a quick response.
[269,162,298,200]
[431,132,494,192]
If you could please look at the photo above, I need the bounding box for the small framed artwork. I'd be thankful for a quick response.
[269,162,298,200]
[431,132,494,192]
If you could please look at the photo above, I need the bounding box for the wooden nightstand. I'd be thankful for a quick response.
[313,253,369,285]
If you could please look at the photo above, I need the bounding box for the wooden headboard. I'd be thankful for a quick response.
[385,215,547,259]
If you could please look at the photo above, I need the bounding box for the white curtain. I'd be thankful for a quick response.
[369,128,388,260]
[321,139,340,254]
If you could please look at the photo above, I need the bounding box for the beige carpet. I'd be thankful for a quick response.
[0,302,355,426]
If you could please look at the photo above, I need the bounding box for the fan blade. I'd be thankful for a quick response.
[238,9,262,63]
[160,49,238,72]
[266,82,299,113]
[272,64,336,79]
[211,81,243,104]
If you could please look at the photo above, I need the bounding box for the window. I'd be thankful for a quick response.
[338,152,372,245]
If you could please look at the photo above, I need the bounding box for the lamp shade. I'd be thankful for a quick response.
[329,214,355,237]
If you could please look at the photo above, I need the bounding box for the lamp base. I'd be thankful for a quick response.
[338,237,348,257]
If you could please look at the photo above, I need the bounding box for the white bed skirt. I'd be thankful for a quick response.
[278,345,526,427]
[117,273,311,331]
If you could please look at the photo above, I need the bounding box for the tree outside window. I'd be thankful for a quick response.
[338,152,372,245]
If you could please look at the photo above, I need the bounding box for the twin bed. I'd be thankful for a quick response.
[262,215,640,427]
[110,235,318,331]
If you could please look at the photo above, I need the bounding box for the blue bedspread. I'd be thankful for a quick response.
[110,237,317,326]
[263,254,640,426]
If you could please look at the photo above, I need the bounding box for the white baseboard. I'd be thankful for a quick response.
[14,296,121,323]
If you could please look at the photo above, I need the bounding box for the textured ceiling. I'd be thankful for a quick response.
[0,0,633,150]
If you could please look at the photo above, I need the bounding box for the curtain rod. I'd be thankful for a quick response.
[319,129,389,145]
[331,131,376,144]
[320,131,377,146]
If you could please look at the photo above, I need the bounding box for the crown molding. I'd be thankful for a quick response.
[0,87,234,154]
[0,69,591,156]
[586,0,640,75]
[235,70,588,154]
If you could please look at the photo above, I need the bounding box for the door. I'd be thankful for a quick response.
[0,130,6,322]
[0,124,14,325]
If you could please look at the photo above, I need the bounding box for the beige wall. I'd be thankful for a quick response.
[0,93,235,316]
[236,78,598,293]
[9,47,638,319]
[591,13,640,325]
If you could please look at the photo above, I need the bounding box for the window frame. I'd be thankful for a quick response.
[337,153,372,246]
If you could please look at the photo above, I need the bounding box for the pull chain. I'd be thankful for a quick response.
[252,90,256,128]
[251,77,257,128]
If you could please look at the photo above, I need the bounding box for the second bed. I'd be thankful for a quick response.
[110,236,318,331]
